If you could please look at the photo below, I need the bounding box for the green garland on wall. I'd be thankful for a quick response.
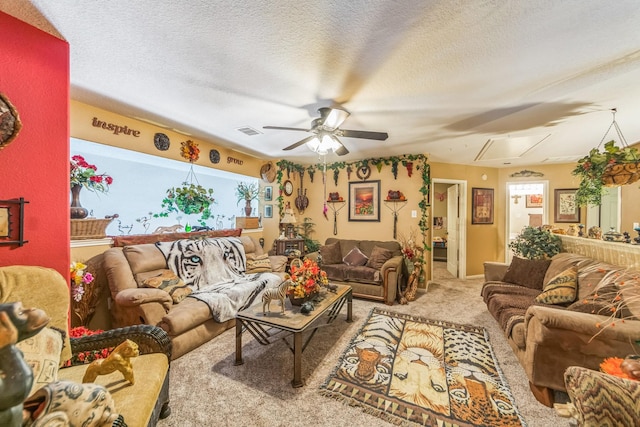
[276,154,431,260]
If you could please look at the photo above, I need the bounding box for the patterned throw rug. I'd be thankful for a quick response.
[320,308,527,427]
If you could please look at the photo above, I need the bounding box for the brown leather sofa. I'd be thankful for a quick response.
[102,234,287,359]
[307,238,406,305]
[482,253,640,406]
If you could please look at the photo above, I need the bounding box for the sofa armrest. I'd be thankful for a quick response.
[69,324,172,362]
[381,255,405,304]
[114,288,173,312]
[484,262,509,282]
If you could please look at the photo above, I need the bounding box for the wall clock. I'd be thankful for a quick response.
[283,180,293,196]
[209,149,221,164]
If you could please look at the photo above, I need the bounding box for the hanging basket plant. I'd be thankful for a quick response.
[154,183,215,225]
[573,140,640,206]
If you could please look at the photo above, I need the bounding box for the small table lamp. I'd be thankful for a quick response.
[280,207,297,239]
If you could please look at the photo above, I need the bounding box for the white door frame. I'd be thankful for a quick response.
[430,179,467,281]
[505,180,549,263]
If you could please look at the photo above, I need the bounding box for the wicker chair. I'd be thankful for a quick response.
[0,265,172,427]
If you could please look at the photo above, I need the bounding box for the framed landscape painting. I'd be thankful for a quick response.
[554,188,580,223]
[349,180,380,222]
[472,188,494,224]
[526,194,543,208]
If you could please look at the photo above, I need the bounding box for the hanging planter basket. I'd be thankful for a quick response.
[601,161,640,186]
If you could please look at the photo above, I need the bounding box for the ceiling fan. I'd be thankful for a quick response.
[263,107,388,156]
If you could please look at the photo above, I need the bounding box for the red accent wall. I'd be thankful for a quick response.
[0,12,70,277]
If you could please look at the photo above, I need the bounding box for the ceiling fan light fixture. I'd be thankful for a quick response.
[322,108,350,130]
[306,134,342,155]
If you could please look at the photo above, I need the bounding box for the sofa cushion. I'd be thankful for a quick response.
[141,269,192,303]
[246,253,272,273]
[320,241,342,265]
[322,263,348,281]
[486,291,539,343]
[16,327,64,396]
[534,266,578,305]
[346,265,381,283]
[502,257,551,290]
[343,247,369,266]
[366,246,393,269]
[359,240,402,257]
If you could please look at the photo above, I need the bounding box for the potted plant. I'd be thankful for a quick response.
[295,217,320,253]
[572,140,640,206]
[509,226,562,260]
[235,181,261,217]
[154,183,215,225]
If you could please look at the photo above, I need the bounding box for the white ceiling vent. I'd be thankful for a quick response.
[474,134,550,162]
[236,126,262,136]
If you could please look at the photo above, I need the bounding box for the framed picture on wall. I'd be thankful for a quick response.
[264,204,273,218]
[472,188,494,224]
[348,180,380,222]
[526,194,543,208]
[264,186,272,201]
[554,189,580,223]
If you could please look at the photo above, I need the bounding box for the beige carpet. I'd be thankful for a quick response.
[157,277,573,427]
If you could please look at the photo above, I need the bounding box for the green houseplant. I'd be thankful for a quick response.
[572,140,640,206]
[509,226,562,260]
[295,217,320,253]
[154,183,215,225]
[235,181,261,216]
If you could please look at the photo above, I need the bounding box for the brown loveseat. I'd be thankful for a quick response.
[102,234,288,359]
[308,238,406,305]
[482,253,640,406]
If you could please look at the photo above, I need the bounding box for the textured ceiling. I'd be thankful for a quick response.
[5,0,640,167]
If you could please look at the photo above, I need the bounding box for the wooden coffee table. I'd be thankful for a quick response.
[235,284,352,387]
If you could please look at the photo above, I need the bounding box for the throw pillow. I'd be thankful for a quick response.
[320,241,342,265]
[503,257,552,290]
[366,246,393,269]
[246,254,272,273]
[343,247,369,267]
[142,269,192,303]
[16,327,64,397]
[534,266,578,305]
[567,282,632,318]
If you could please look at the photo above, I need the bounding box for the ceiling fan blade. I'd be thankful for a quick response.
[335,143,349,156]
[339,129,389,140]
[283,135,317,151]
[318,107,350,130]
[263,125,310,132]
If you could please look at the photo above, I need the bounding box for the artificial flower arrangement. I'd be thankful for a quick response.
[70,154,113,193]
[287,258,328,299]
[70,261,94,302]
[65,326,113,366]
[180,139,200,162]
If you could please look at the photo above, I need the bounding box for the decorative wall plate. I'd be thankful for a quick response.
[153,133,170,150]
[283,180,293,196]
[356,165,371,180]
[0,93,22,150]
[209,149,221,164]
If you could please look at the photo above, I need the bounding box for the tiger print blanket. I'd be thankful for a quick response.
[155,237,282,322]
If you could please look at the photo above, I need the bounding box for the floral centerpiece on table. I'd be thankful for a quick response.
[70,261,94,302]
[70,155,113,193]
[287,258,328,299]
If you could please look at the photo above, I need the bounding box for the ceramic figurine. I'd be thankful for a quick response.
[588,226,602,240]
[578,224,585,237]
[82,339,139,384]
[262,281,289,315]
[326,283,338,293]
[300,301,315,314]
[566,225,578,236]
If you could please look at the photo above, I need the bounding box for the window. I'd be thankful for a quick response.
[71,138,258,235]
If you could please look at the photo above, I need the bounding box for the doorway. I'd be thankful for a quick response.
[586,187,621,233]
[430,179,467,282]
[505,181,549,263]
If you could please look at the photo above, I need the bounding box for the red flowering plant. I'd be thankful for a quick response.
[64,326,113,366]
[180,139,200,162]
[70,154,113,193]
[287,258,328,298]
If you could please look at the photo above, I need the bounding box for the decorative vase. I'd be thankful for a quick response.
[70,184,89,219]
[288,292,316,306]
[244,199,252,217]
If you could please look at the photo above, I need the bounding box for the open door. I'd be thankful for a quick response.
[446,184,459,277]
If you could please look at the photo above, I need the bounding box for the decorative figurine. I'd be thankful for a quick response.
[326,283,338,293]
[588,226,602,240]
[262,281,289,315]
[300,301,315,314]
[0,302,50,427]
[634,227,640,245]
[566,225,578,236]
[623,231,631,244]
[82,339,139,384]
[578,224,585,237]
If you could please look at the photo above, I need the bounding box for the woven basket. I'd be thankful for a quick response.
[602,161,640,186]
[70,218,114,240]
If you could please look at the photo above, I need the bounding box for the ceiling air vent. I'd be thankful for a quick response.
[474,134,550,162]
[236,126,262,136]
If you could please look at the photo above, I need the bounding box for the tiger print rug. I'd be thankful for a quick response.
[320,308,527,427]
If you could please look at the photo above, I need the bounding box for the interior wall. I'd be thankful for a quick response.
[432,183,451,240]
[0,12,70,277]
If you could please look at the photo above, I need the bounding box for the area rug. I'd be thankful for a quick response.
[320,308,527,427]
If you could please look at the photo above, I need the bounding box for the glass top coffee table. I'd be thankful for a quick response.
[235,284,352,387]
